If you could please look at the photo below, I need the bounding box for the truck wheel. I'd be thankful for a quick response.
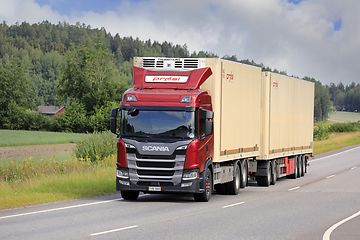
[194,168,212,202]
[270,160,277,185]
[257,162,271,187]
[240,160,247,189]
[121,190,139,200]
[225,162,240,195]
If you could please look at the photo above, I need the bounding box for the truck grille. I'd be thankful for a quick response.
[126,147,186,185]
[137,170,175,176]
[137,161,175,168]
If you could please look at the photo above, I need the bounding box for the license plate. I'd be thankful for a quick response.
[148,186,161,191]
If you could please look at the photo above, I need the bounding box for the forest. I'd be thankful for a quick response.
[0,20,355,132]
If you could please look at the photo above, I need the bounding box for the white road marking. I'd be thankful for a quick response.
[323,210,360,240]
[222,202,245,209]
[288,186,300,191]
[309,146,360,163]
[0,198,122,220]
[326,175,335,179]
[90,225,138,236]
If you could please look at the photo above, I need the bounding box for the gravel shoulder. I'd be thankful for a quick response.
[0,143,76,160]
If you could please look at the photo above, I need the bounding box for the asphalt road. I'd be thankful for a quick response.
[1,146,360,240]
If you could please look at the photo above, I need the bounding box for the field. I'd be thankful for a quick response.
[328,111,360,122]
[0,130,87,147]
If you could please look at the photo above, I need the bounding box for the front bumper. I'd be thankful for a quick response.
[116,170,205,194]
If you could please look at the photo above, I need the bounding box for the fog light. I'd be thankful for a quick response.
[119,180,130,186]
[181,182,193,187]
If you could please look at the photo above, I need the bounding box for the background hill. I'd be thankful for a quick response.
[1,20,357,132]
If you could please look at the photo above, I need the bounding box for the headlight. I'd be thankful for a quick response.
[182,169,199,180]
[176,145,187,150]
[125,143,136,149]
[126,95,137,102]
[117,169,129,178]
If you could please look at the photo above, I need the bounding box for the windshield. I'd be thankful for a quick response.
[121,109,196,139]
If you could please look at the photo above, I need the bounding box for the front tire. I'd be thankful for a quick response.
[194,168,212,202]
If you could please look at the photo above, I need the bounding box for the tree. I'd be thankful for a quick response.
[303,76,331,122]
[57,38,120,113]
[0,58,32,128]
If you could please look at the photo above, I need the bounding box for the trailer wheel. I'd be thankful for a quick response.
[240,160,248,189]
[225,162,240,195]
[301,155,305,177]
[121,190,139,200]
[256,162,271,187]
[270,160,277,185]
[297,156,301,178]
[194,167,212,202]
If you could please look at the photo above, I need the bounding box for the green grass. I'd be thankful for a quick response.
[0,130,87,147]
[328,111,360,122]
[0,155,116,209]
[313,132,360,155]
[0,154,73,166]
[0,164,115,210]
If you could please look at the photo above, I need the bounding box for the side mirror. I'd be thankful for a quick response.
[205,119,213,136]
[110,108,119,117]
[110,108,119,136]
[205,110,214,136]
[110,118,117,135]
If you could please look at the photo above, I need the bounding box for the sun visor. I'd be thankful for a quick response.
[132,66,212,89]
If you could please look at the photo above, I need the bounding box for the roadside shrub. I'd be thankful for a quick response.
[74,131,117,163]
[328,123,355,133]
[313,123,329,141]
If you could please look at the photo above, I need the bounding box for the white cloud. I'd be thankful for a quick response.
[0,0,359,85]
[0,0,68,24]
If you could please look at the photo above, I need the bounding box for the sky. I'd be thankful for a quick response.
[0,0,359,85]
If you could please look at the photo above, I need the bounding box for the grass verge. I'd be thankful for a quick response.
[313,132,360,155]
[0,155,116,210]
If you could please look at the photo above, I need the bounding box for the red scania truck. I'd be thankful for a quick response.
[110,57,314,202]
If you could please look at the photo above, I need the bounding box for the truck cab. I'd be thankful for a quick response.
[110,59,214,201]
